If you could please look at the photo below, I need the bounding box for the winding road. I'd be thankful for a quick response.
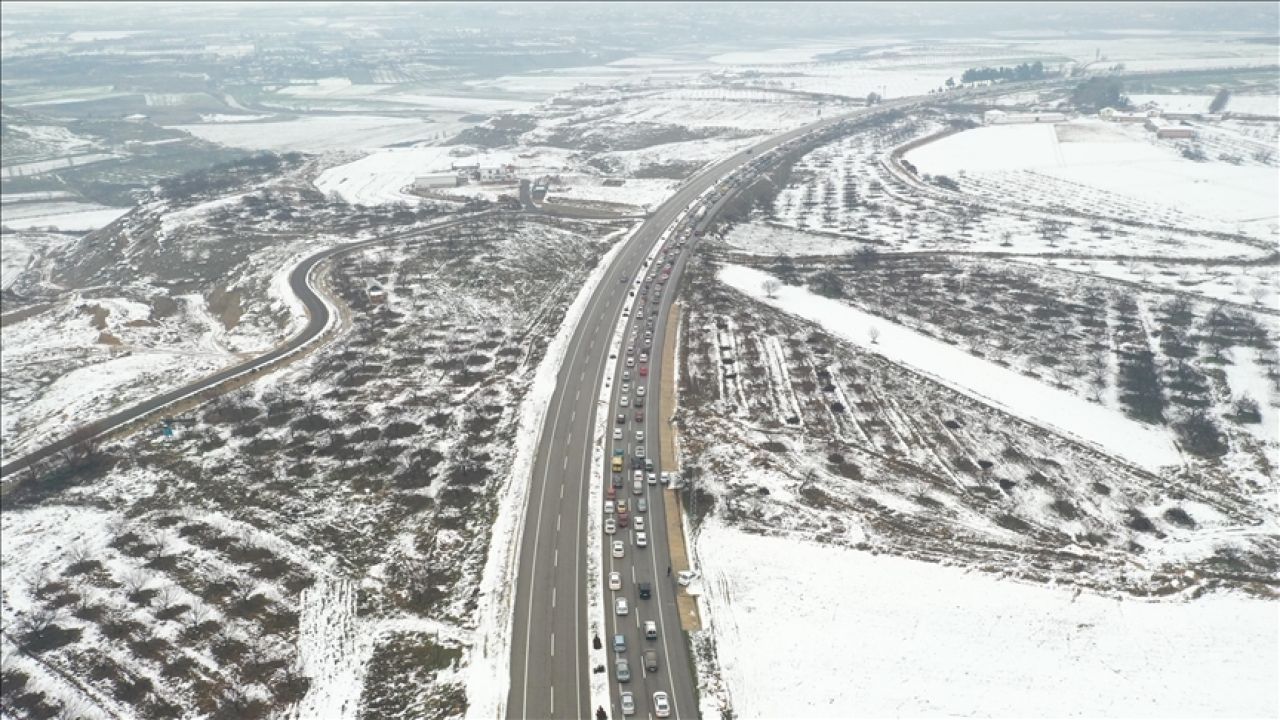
[0,213,491,481]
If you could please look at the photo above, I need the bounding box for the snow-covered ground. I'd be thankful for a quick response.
[696,521,1279,719]
[545,176,680,211]
[170,115,470,153]
[315,146,573,205]
[718,264,1182,472]
[905,119,1280,238]
[0,202,130,232]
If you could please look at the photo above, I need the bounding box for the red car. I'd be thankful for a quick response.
[618,512,630,527]
[634,410,645,422]
[638,365,648,377]
[607,486,617,499]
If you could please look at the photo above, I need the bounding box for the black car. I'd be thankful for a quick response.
[612,473,624,488]
[638,582,651,599]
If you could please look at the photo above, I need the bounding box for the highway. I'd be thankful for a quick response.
[505,95,934,719]
[0,214,490,481]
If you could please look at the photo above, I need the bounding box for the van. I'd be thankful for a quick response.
[644,620,657,638]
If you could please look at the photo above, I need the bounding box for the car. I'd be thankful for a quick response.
[636,497,648,513]
[621,382,630,393]
[613,448,625,458]
[617,499,628,513]
[619,395,629,407]
[609,571,622,590]
[615,413,625,425]
[616,658,631,683]
[605,518,616,534]
[639,366,648,377]
[647,472,657,486]
[605,500,615,514]
[654,692,671,717]
[635,446,645,459]
[620,692,636,716]
[634,396,645,408]
[615,597,628,615]
[644,649,659,672]
[612,473,624,488]
[636,532,648,547]
[612,541,625,558]
[636,386,646,398]
[613,428,622,441]
[644,620,658,639]
[606,485,617,499]
[638,582,651,599]
[677,570,699,586]
[635,516,645,531]
[635,410,645,422]
[622,370,631,381]
[631,455,643,469]
[617,513,629,528]
[626,344,634,355]
[632,480,643,496]
[625,357,634,367]
[645,459,654,473]
[614,633,627,653]
[659,471,670,484]
[640,353,649,364]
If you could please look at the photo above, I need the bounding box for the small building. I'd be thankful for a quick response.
[1145,117,1196,139]
[984,110,1066,124]
[367,285,386,305]
[478,164,515,182]
[413,173,459,190]
[1100,107,1153,123]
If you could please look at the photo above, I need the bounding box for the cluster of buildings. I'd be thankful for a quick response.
[980,107,1198,140]
[413,162,516,190]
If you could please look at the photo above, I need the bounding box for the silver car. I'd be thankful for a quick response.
[616,658,631,683]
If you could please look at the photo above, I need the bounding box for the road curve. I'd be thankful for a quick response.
[0,213,491,481]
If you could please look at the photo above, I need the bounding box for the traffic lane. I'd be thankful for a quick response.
[509,218,665,718]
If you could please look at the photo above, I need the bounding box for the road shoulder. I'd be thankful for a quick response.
[659,299,701,632]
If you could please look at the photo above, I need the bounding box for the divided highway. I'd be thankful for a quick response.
[506,97,931,719]
[0,215,489,481]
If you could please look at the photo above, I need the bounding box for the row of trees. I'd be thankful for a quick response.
[959,61,1046,85]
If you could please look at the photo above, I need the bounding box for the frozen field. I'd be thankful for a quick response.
[696,522,1279,719]
[906,119,1280,233]
[170,115,469,153]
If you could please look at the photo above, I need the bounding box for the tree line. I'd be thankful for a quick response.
[960,61,1046,84]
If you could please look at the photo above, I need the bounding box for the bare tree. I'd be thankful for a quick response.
[868,327,881,345]
[154,585,179,613]
[66,542,93,568]
[121,569,152,597]
[16,606,61,638]
[186,604,212,628]
[762,279,781,299]
[1248,284,1269,307]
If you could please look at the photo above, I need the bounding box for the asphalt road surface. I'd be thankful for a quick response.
[0,214,488,481]
[505,97,934,720]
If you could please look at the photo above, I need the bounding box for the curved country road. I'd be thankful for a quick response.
[0,213,492,481]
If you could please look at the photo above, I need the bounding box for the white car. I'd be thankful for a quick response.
[612,540,625,558]
[626,357,634,367]
[647,472,657,486]
[620,692,636,716]
[605,518,617,535]
[635,429,645,442]
[634,516,645,532]
[609,571,622,591]
[635,532,648,548]
[636,386,646,397]
[644,620,658,639]
[654,691,671,718]
[615,597,629,615]
[613,428,622,441]
[619,395,629,407]
[605,500,615,514]
[622,371,631,381]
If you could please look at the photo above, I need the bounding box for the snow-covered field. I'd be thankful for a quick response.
[696,522,1279,719]
[314,146,572,205]
[545,176,680,211]
[170,115,470,153]
[0,202,130,231]
[905,119,1279,237]
[718,263,1182,472]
